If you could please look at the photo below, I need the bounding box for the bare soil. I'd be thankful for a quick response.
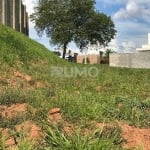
[0,104,149,150]
[96,122,150,150]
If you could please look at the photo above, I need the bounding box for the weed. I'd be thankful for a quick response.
[43,123,124,150]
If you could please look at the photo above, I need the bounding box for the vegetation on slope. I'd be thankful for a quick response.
[0,25,150,150]
[0,24,66,69]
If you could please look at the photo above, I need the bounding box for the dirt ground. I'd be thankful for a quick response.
[0,104,150,150]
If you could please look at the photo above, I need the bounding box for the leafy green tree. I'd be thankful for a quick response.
[31,0,74,59]
[30,0,116,58]
[74,11,116,51]
[69,0,95,51]
[105,48,114,58]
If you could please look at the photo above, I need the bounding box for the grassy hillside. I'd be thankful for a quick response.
[0,24,64,65]
[0,25,150,150]
[0,24,67,76]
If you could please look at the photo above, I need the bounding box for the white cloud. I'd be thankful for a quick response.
[126,1,141,17]
[113,8,127,19]
[22,0,37,15]
[113,0,150,22]
[96,0,126,5]
[119,41,136,53]
[114,20,150,52]
[111,0,150,52]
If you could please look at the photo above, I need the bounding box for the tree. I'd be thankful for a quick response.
[30,0,74,59]
[74,11,116,51]
[105,48,114,58]
[30,0,116,58]
[69,0,95,51]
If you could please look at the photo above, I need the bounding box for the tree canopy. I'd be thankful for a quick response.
[30,0,116,59]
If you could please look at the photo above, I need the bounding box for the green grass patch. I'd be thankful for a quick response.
[0,25,149,149]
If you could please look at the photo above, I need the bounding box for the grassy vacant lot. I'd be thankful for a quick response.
[0,25,149,150]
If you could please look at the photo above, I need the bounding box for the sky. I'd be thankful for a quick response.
[22,0,150,53]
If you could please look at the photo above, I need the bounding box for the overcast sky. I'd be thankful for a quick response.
[22,0,150,53]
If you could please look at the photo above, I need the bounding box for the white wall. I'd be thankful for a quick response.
[110,51,150,68]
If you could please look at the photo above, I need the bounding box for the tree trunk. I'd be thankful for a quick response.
[62,43,67,59]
